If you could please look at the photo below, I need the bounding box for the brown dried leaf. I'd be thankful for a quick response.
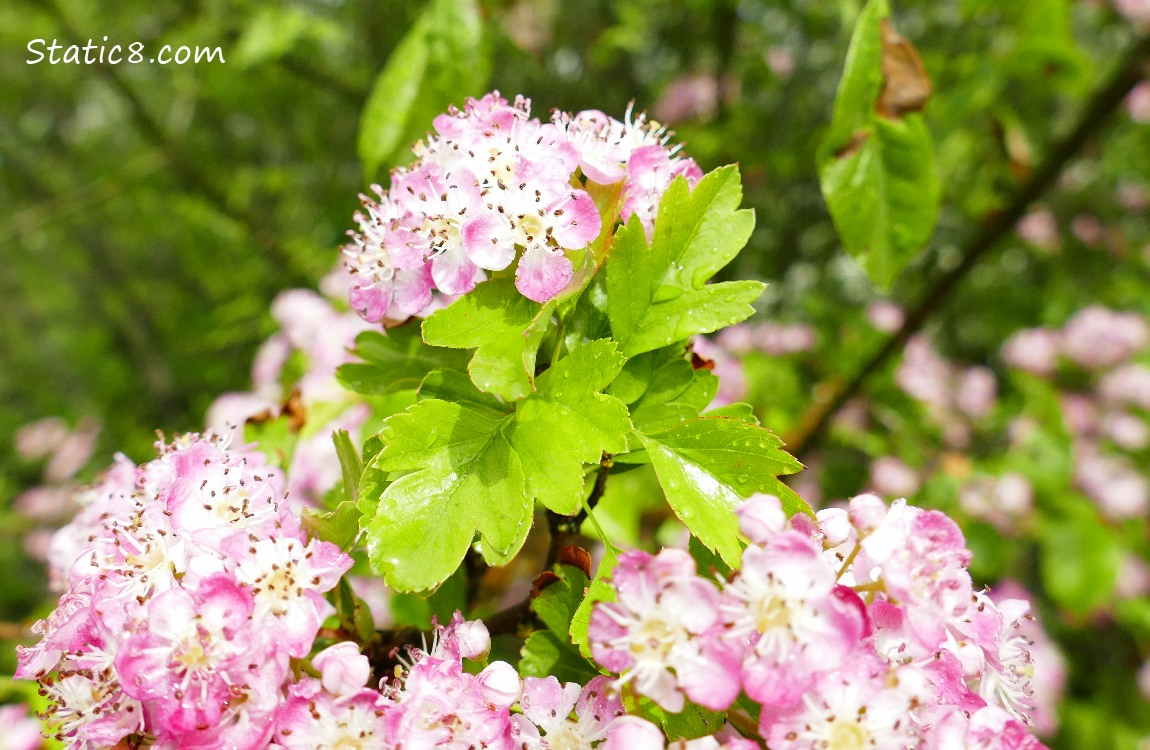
[877,19,932,119]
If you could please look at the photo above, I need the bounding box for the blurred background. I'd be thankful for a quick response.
[3,0,1150,746]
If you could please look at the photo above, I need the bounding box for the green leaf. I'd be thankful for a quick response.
[332,429,364,507]
[607,167,761,356]
[337,326,470,396]
[422,278,553,401]
[817,0,939,290]
[301,500,361,551]
[509,340,632,515]
[703,402,759,423]
[334,578,376,644]
[1038,510,1122,614]
[633,696,724,740]
[357,0,489,176]
[232,7,313,68]
[418,369,509,414]
[639,417,806,565]
[362,400,530,591]
[570,543,618,660]
[532,564,591,636]
[519,630,601,684]
[615,348,718,435]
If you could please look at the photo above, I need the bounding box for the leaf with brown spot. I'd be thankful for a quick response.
[876,19,932,119]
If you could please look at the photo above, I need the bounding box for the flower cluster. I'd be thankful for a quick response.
[1004,305,1150,520]
[207,286,372,506]
[588,494,1051,749]
[17,433,352,748]
[276,615,640,750]
[342,91,701,320]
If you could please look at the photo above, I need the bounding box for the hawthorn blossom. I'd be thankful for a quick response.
[344,92,701,314]
[0,705,43,750]
[381,614,520,749]
[1002,328,1061,376]
[18,433,352,749]
[588,549,741,713]
[723,495,867,710]
[514,675,625,749]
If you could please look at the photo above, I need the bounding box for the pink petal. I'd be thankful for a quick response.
[515,245,573,302]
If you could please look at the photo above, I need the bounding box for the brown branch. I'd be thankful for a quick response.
[786,34,1150,459]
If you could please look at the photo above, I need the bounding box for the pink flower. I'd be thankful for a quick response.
[1127,81,1150,122]
[275,677,389,750]
[1099,364,1150,409]
[1117,0,1150,25]
[589,549,741,712]
[754,322,817,355]
[869,456,920,499]
[855,501,974,653]
[20,434,353,748]
[313,642,372,696]
[382,613,520,749]
[990,582,1066,736]
[723,524,868,709]
[1002,328,1061,376]
[926,705,1049,750]
[958,473,1033,533]
[1015,208,1061,253]
[653,73,720,123]
[0,705,44,750]
[867,301,905,333]
[763,651,919,749]
[956,367,997,419]
[1060,306,1149,370]
[515,675,625,749]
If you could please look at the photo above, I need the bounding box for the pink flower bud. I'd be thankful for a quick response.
[816,507,852,547]
[736,494,786,543]
[454,619,491,660]
[313,642,370,696]
[477,661,521,707]
[848,493,887,534]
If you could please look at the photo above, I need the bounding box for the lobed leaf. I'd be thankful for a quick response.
[607,166,760,356]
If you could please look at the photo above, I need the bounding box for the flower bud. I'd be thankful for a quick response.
[477,661,521,707]
[313,642,371,696]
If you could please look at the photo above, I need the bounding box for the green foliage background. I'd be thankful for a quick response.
[3,0,1150,746]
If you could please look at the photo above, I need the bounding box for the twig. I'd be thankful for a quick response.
[787,34,1150,459]
[545,453,613,567]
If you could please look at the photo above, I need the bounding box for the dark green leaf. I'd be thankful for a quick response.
[332,429,364,507]
[519,630,601,684]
